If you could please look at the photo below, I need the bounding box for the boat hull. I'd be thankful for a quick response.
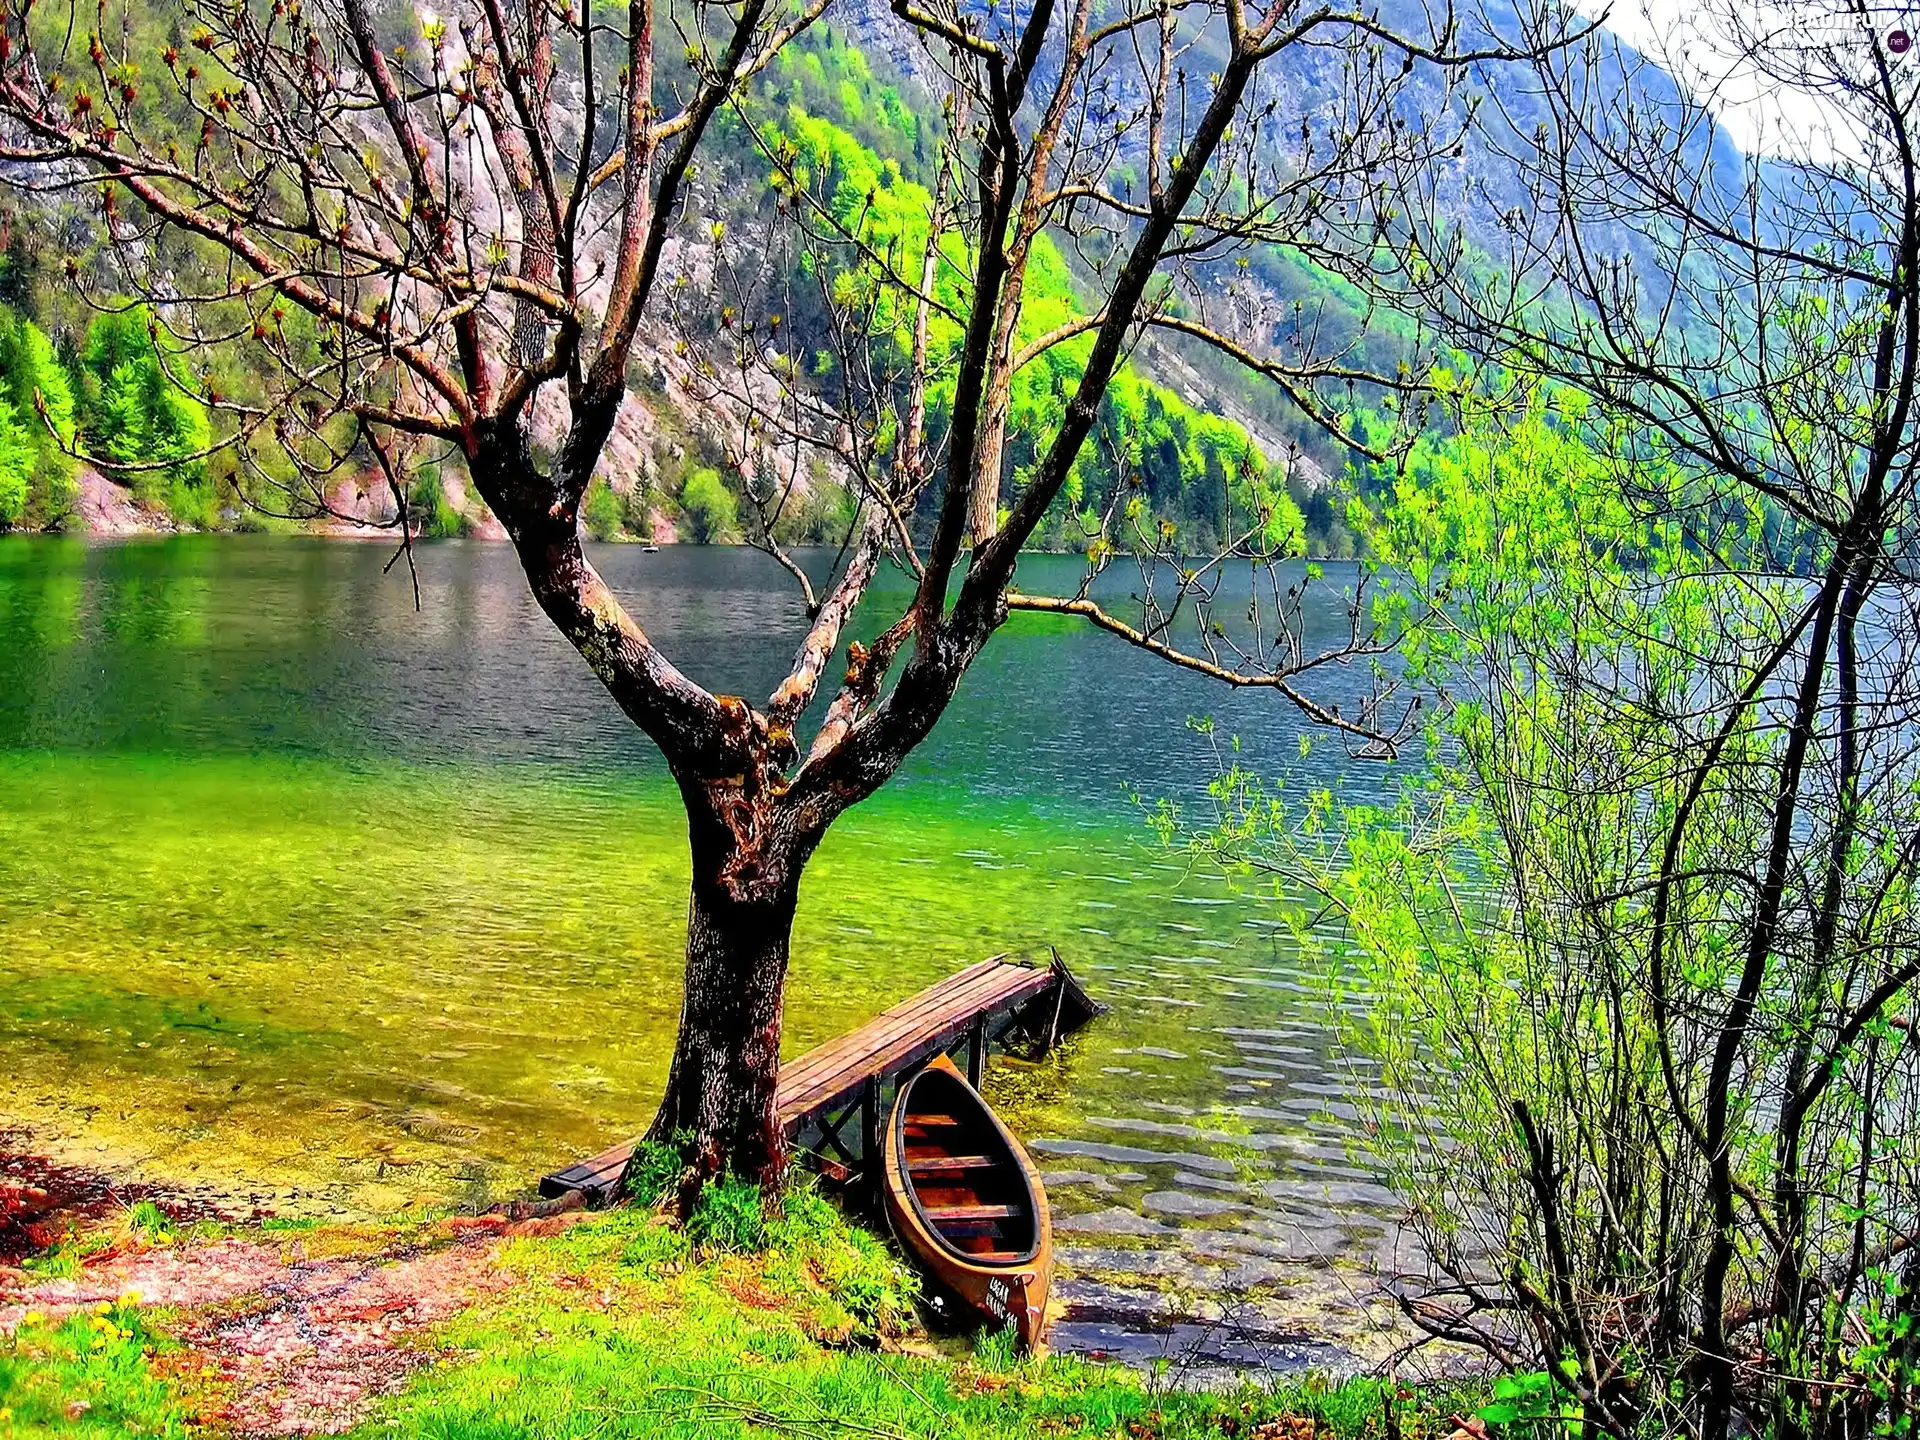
[882,1054,1052,1350]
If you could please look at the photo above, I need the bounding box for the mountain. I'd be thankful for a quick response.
[0,0,1790,552]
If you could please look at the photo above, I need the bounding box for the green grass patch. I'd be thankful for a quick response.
[17,1230,114,1282]
[685,1177,768,1253]
[124,1203,174,1245]
[1,1198,1489,1440]
[0,1302,192,1438]
[257,1215,323,1234]
[621,1140,689,1212]
[345,1200,1482,1440]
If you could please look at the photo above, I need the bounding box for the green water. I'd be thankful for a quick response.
[0,536,1406,1368]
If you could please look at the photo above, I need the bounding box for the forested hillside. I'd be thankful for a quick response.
[0,0,1447,552]
[0,258,211,530]
[0,0,1774,555]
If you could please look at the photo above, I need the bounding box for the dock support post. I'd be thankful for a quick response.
[860,1076,881,1207]
[967,1018,986,1089]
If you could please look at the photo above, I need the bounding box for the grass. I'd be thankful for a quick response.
[622,1140,691,1212]
[340,1184,1481,1440]
[0,1302,192,1439]
[17,1202,198,1283]
[0,1185,1490,1440]
[123,1205,173,1246]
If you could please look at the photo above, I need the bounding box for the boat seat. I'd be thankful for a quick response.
[905,1114,964,1130]
[925,1203,1023,1223]
[967,1250,1025,1263]
[907,1154,997,1173]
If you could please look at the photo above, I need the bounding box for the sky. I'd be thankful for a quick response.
[1572,0,1917,159]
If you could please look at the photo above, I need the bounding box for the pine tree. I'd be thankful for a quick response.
[0,306,77,523]
[0,398,35,524]
[76,305,209,519]
[97,360,155,467]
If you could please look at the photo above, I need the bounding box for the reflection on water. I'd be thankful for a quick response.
[0,536,1411,1372]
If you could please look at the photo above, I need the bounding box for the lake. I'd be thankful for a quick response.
[0,536,1412,1375]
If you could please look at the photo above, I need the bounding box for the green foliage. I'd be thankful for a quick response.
[0,399,35,526]
[546,1173,919,1339]
[972,1323,1021,1372]
[678,468,739,544]
[497,1184,919,1341]
[572,473,660,543]
[1068,367,1311,556]
[616,1217,693,1272]
[0,1202,1481,1440]
[405,463,465,539]
[18,1224,116,1280]
[257,1215,323,1234]
[0,221,40,310]
[358,1199,1453,1440]
[621,485,655,539]
[769,474,857,546]
[743,56,1341,557]
[758,1184,916,1335]
[0,1301,191,1438]
[0,14,1381,549]
[0,306,76,528]
[1478,1371,1577,1430]
[685,1176,767,1252]
[1194,382,1920,1438]
[764,27,922,173]
[123,1201,174,1244]
[583,475,628,542]
[74,307,212,527]
[621,1137,689,1210]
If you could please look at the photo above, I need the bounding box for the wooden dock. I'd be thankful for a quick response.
[540,953,1101,1206]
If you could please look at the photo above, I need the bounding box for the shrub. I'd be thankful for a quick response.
[685,1176,765,1252]
[621,1138,687,1210]
[679,467,739,543]
[406,464,465,538]
[770,476,857,545]
[582,475,626,541]
[124,1200,174,1243]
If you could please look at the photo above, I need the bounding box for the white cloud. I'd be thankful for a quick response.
[1571,0,1919,160]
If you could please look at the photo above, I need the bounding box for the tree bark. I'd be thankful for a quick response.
[640,797,815,1190]
[469,437,820,1194]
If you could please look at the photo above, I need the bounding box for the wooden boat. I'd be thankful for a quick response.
[882,1054,1052,1349]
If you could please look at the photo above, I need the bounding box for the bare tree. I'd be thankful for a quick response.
[0,0,1508,1188]
[1255,4,1920,1437]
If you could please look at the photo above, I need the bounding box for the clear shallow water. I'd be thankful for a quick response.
[0,536,1411,1371]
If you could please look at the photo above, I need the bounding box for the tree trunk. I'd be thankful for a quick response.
[640,807,809,1192]
[478,434,822,1200]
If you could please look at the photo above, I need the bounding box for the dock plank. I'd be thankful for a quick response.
[776,963,1027,1102]
[776,968,1052,1119]
[539,956,1098,1202]
[773,962,1009,1099]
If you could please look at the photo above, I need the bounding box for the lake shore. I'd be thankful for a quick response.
[0,1138,1484,1439]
